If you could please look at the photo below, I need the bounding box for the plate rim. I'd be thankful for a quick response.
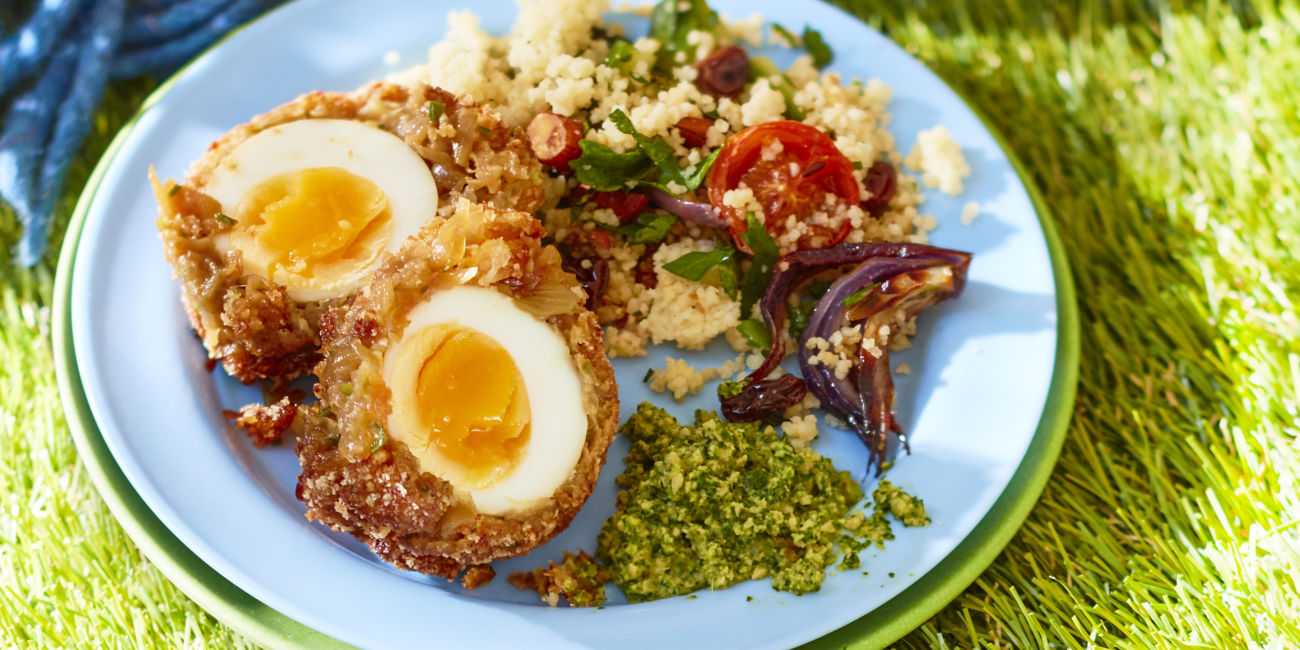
[51,2,1079,647]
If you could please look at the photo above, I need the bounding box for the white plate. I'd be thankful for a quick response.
[70,0,1060,647]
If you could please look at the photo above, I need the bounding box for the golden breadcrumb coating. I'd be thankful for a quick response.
[459,565,496,591]
[228,397,297,448]
[508,550,610,607]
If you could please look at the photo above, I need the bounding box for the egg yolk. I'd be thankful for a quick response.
[395,324,531,488]
[236,166,391,278]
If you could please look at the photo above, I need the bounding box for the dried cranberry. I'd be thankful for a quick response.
[861,161,897,215]
[720,374,808,422]
[694,46,749,98]
[593,190,650,223]
[634,243,660,289]
[675,116,715,148]
[562,256,609,311]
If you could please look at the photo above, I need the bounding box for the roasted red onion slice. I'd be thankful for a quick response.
[799,251,971,470]
[562,256,609,311]
[721,241,971,471]
[646,188,728,229]
[720,374,807,423]
[746,242,951,382]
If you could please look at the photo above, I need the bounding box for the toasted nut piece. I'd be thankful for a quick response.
[527,112,584,172]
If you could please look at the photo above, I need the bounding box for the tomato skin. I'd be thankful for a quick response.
[590,228,613,250]
[707,120,860,252]
[674,116,715,148]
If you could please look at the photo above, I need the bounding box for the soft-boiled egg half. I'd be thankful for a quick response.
[203,119,437,302]
[382,285,587,515]
[295,200,618,580]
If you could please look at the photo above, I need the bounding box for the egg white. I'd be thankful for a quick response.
[381,286,587,515]
[204,118,437,302]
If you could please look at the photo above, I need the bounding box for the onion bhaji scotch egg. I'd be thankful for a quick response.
[151,82,544,383]
[296,201,618,580]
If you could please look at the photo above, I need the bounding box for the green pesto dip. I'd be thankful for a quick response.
[596,403,929,602]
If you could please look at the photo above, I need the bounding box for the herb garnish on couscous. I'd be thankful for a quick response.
[405,0,974,461]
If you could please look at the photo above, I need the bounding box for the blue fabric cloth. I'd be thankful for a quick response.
[0,0,281,266]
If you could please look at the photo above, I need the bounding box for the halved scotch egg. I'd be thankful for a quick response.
[152,82,544,383]
[295,200,618,580]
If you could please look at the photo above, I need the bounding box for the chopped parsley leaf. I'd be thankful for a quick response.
[803,27,833,68]
[737,317,771,352]
[572,140,655,191]
[662,244,735,281]
[739,214,780,316]
[426,99,445,122]
[613,212,677,244]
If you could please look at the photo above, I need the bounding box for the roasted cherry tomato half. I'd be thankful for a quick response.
[707,120,860,253]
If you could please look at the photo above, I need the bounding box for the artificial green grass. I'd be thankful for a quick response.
[0,80,253,649]
[2,1,1298,647]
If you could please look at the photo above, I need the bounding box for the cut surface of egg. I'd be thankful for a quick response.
[204,119,437,302]
[382,286,587,515]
